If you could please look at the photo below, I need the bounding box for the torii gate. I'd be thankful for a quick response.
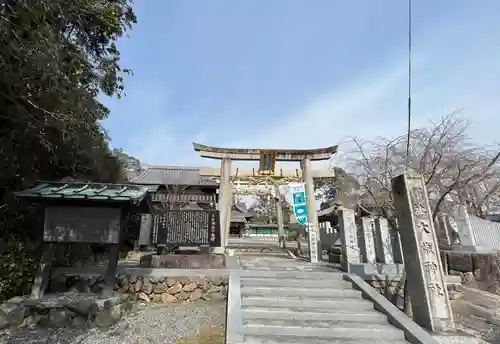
[193,142,337,263]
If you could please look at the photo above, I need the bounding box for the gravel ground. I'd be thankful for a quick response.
[0,301,226,344]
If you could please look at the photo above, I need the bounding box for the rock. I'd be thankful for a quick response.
[90,283,104,294]
[119,284,129,293]
[118,276,129,288]
[71,316,88,328]
[183,282,197,292]
[166,277,177,287]
[209,285,222,293]
[152,294,162,302]
[66,300,98,319]
[212,276,223,286]
[189,289,203,301]
[178,291,189,300]
[161,293,177,304]
[449,291,464,301]
[221,285,228,296]
[21,314,42,329]
[178,277,189,285]
[142,281,153,294]
[0,302,26,327]
[209,293,226,302]
[134,279,144,292]
[166,283,182,294]
[137,292,150,303]
[94,305,121,328]
[48,308,71,327]
[463,272,478,288]
[154,282,167,294]
[0,311,8,330]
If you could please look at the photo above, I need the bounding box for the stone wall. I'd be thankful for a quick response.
[52,274,228,304]
[367,277,462,310]
[443,250,500,294]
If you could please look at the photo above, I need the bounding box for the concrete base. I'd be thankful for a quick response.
[348,263,405,276]
[445,245,495,253]
[210,246,226,254]
[139,254,226,269]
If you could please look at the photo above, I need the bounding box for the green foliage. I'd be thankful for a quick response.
[0,0,137,299]
[0,241,39,302]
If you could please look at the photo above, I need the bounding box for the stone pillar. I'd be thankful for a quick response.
[338,208,360,270]
[454,205,476,246]
[218,157,232,250]
[360,217,377,264]
[436,213,452,247]
[274,185,286,248]
[374,217,395,264]
[392,173,454,332]
[389,223,404,264]
[138,214,153,248]
[302,157,320,263]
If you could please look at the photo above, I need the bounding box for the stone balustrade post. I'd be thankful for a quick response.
[338,208,360,270]
[360,217,377,264]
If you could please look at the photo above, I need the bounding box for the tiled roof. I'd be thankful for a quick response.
[128,166,218,187]
[231,210,247,223]
[469,214,500,249]
[15,182,152,203]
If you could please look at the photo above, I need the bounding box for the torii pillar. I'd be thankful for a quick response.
[193,142,337,260]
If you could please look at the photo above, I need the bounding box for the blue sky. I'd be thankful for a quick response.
[102,0,499,169]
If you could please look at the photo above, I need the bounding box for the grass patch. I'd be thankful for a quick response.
[176,325,224,344]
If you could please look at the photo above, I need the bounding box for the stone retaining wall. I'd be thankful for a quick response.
[368,277,462,309]
[53,274,229,304]
[443,250,500,294]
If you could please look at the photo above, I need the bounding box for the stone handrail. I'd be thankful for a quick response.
[346,274,439,344]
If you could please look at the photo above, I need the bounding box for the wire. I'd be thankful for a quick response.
[405,0,412,170]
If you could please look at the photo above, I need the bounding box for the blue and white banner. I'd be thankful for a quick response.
[290,183,308,225]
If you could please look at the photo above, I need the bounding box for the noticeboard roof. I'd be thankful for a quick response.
[14,181,157,204]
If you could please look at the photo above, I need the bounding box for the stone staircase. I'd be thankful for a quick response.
[238,270,410,344]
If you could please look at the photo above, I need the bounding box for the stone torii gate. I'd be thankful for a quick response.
[193,142,337,262]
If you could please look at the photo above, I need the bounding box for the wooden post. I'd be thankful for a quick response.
[392,173,455,332]
[101,244,120,298]
[101,209,124,298]
[30,243,54,299]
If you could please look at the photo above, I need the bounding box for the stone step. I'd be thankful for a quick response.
[240,278,353,289]
[236,251,288,257]
[241,296,374,311]
[240,270,345,280]
[243,308,389,324]
[243,336,409,344]
[241,286,362,298]
[243,323,406,340]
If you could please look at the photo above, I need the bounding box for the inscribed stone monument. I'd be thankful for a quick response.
[338,208,360,269]
[392,173,454,332]
[360,217,377,263]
